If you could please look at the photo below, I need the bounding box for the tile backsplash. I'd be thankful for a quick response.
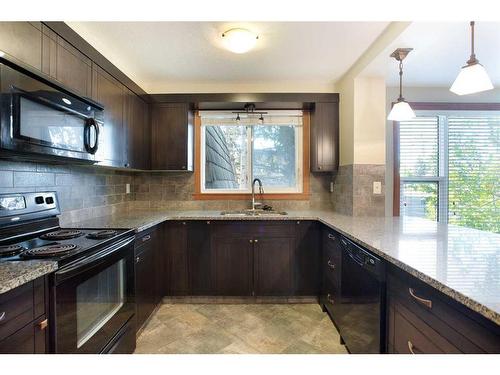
[0,159,134,225]
[0,159,386,223]
[331,164,385,216]
[131,172,334,211]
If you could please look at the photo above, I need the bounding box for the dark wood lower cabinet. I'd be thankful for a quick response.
[214,236,254,296]
[0,276,48,353]
[188,221,214,295]
[293,221,320,295]
[165,222,189,295]
[387,265,500,353]
[254,237,293,296]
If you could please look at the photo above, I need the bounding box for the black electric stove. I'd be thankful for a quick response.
[0,191,136,354]
[0,227,131,266]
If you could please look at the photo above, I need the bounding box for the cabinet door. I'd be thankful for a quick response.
[293,221,320,295]
[254,236,293,296]
[310,102,339,172]
[0,22,42,70]
[41,25,92,98]
[151,103,193,171]
[92,66,125,167]
[135,244,157,330]
[124,89,150,169]
[214,236,253,296]
[188,221,214,295]
[165,222,189,295]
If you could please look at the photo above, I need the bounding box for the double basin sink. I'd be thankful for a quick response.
[220,209,288,217]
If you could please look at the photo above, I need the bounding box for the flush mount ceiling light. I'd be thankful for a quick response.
[450,21,493,95]
[387,48,415,122]
[221,28,258,54]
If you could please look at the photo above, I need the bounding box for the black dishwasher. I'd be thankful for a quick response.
[336,236,385,354]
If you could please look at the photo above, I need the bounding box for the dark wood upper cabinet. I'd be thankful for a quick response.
[151,103,194,171]
[92,65,125,167]
[124,89,150,169]
[310,102,339,172]
[41,25,92,98]
[0,22,42,70]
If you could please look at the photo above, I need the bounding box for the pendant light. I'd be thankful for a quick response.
[387,48,415,121]
[450,21,493,95]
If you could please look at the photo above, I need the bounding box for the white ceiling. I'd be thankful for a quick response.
[67,22,389,93]
[362,22,500,87]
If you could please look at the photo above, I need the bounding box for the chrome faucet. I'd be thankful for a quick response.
[251,178,264,211]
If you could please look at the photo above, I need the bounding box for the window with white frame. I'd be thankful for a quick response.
[200,111,303,194]
[397,109,500,233]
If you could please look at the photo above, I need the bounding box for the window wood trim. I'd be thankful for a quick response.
[392,102,500,216]
[193,111,310,201]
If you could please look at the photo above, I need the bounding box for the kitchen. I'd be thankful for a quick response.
[0,1,499,373]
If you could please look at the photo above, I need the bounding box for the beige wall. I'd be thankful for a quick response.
[353,77,386,164]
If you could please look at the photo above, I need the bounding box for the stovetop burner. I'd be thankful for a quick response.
[0,244,25,258]
[87,230,118,240]
[20,243,78,259]
[40,229,83,240]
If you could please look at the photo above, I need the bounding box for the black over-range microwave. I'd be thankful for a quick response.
[0,50,103,162]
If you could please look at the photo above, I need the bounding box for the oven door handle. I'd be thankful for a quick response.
[55,236,135,280]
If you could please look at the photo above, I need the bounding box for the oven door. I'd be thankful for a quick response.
[0,58,102,162]
[51,236,135,354]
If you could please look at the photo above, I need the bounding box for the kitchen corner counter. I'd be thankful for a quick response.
[0,260,57,294]
[65,209,500,325]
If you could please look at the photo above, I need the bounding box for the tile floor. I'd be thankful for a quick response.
[135,303,348,354]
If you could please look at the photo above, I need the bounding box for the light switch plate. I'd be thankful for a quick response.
[126,183,131,194]
[373,181,382,195]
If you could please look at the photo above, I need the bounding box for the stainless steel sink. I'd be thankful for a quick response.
[220,209,288,217]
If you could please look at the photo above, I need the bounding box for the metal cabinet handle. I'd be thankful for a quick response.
[38,319,48,330]
[182,222,186,225]
[254,239,258,243]
[327,293,334,304]
[206,221,210,225]
[328,233,335,240]
[141,235,151,243]
[0,311,5,322]
[407,340,416,354]
[249,239,253,243]
[327,260,335,270]
[136,256,140,263]
[409,288,433,309]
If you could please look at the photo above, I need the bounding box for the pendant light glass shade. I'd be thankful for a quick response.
[387,100,415,121]
[450,62,493,95]
[450,21,493,95]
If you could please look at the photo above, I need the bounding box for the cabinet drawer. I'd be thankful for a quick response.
[390,299,460,354]
[0,316,47,354]
[214,221,293,239]
[134,227,157,254]
[388,267,500,353]
[0,279,45,341]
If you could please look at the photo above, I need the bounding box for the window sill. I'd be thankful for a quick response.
[192,193,310,201]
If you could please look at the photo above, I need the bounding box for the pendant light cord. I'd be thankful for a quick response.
[468,21,478,65]
[398,60,404,101]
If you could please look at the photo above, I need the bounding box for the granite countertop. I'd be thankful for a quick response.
[67,209,500,325]
[0,260,58,295]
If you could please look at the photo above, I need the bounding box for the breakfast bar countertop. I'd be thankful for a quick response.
[65,209,500,325]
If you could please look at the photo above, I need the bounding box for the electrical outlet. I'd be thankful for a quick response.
[373,181,382,195]
[330,182,334,193]
[126,183,131,194]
